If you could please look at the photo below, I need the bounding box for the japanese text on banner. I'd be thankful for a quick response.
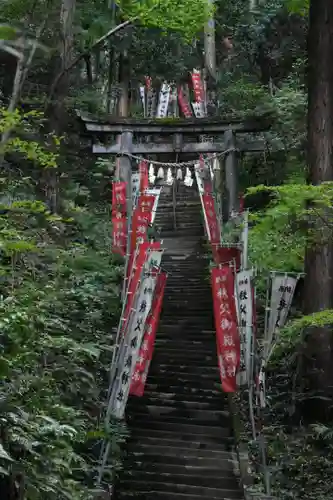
[211,266,240,392]
[130,271,167,397]
[235,270,254,385]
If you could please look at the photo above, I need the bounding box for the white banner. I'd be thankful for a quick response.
[147,88,157,118]
[235,270,253,386]
[131,172,140,209]
[194,162,210,239]
[264,273,298,360]
[146,187,161,225]
[139,86,146,116]
[156,82,171,118]
[191,101,206,118]
[113,250,163,419]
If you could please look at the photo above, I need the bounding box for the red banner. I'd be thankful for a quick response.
[139,161,149,192]
[211,266,240,392]
[112,215,127,256]
[123,242,161,335]
[202,194,220,245]
[190,70,204,103]
[112,181,126,215]
[130,271,167,396]
[213,246,241,271]
[178,86,193,118]
[138,194,155,222]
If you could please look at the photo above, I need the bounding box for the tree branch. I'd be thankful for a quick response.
[46,19,133,108]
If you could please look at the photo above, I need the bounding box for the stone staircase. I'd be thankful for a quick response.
[115,180,243,500]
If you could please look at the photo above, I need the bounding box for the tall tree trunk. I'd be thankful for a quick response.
[303,0,333,413]
[46,0,76,213]
[118,50,130,117]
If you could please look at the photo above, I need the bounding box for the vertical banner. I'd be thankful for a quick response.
[156,82,171,118]
[130,210,150,254]
[112,181,127,256]
[131,173,140,209]
[138,194,155,221]
[213,246,241,271]
[112,250,163,418]
[139,160,149,192]
[147,87,157,118]
[211,266,240,392]
[192,101,206,118]
[139,86,146,116]
[124,243,161,332]
[112,182,127,214]
[130,271,167,396]
[147,187,161,225]
[112,216,127,256]
[264,273,299,360]
[235,270,254,386]
[178,86,193,118]
[191,69,204,103]
[202,194,220,244]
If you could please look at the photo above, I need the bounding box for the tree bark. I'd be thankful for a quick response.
[45,0,76,213]
[303,0,333,409]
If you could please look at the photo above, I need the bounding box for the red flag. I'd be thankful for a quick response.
[211,266,240,392]
[130,271,167,396]
[190,70,204,103]
[139,161,149,192]
[212,246,241,271]
[178,86,193,118]
[202,194,220,245]
[112,181,126,215]
[112,215,127,256]
[138,194,155,223]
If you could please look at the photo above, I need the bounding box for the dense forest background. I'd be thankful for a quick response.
[1,0,333,498]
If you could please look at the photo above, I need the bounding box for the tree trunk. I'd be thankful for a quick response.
[45,0,76,213]
[303,0,333,414]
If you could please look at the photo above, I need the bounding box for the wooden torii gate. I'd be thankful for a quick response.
[78,114,270,218]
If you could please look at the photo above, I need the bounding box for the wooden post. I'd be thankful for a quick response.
[118,131,133,301]
[224,129,239,217]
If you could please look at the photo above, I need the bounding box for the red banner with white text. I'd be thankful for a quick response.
[139,160,149,192]
[202,194,220,245]
[211,266,240,392]
[130,271,167,396]
[190,69,204,103]
[213,246,241,271]
[112,181,127,255]
[138,194,155,223]
[178,86,193,118]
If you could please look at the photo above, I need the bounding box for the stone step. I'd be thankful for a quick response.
[121,480,242,499]
[128,412,228,428]
[148,364,219,376]
[128,433,229,451]
[129,443,231,461]
[123,470,239,489]
[132,394,223,410]
[129,420,230,438]
[151,354,216,367]
[127,427,232,446]
[129,450,233,470]
[117,491,242,500]
[143,382,222,397]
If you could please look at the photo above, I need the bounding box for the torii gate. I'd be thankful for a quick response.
[78,114,270,218]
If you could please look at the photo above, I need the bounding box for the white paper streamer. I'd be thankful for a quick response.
[157,167,164,180]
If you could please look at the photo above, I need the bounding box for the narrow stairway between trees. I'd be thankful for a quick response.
[115,176,243,500]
